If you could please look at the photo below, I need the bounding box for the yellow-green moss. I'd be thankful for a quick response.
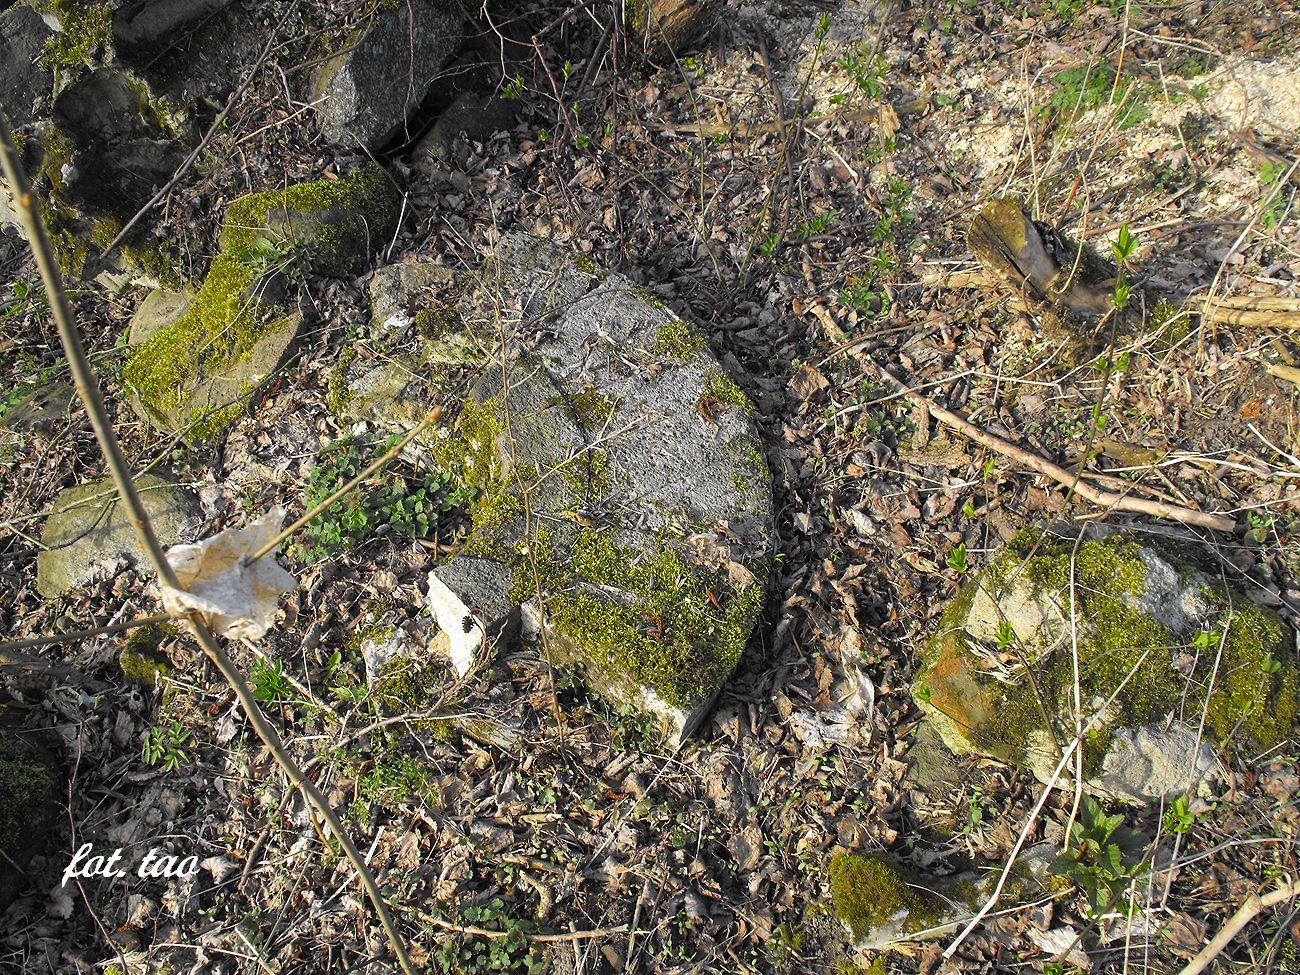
[545,530,764,709]
[652,319,706,360]
[564,388,619,428]
[38,1,112,73]
[327,346,358,416]
[704,368,754,414]
[829,853,940,944]
[413,305,462,339]
[118,622,175,685]
[124,166,395,437]
[951,531,1298,773]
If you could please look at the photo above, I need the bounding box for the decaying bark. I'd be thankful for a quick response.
[629,0,715,61]
[967,198,1114,323]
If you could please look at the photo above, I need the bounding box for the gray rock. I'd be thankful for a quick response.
[310,0,462,149]
[112,0,236,48]
[37,473,201,598]
[428,233,773,744]
[0,3,54,130]
[0,382,75,441]
[128,286,197,346]
[913,527,1299,803]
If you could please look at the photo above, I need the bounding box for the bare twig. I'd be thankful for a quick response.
[0,612,175,656]
[871,366,1237,532]
[1177,879,1300,975]
[0,111,418,975]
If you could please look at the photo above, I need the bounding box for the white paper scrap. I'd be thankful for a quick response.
[160,507,296,641]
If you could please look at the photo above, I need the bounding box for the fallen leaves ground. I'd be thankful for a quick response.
[2,1,1299,973]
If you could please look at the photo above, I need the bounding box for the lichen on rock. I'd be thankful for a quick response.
[123,164,398,438]
[913,526,1300,801]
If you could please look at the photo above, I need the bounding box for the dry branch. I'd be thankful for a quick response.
[0,112,418,975]
[871,366,1237,532]
[1176,879,1300,975]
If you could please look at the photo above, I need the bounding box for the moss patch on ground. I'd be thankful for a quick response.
[829,853,940,944]
[0,736,58,853]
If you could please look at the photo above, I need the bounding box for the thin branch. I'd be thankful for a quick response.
[0,612,175,655]
[1177,879,1300,975]
[872,366,1237,533]
[0,111,418,975]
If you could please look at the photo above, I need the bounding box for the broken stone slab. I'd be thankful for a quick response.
[0,3,54,130]
[123,164,399,439]
[330,261,487,445]
[111,0,236,48]
[127,286,197,346]
[427,233,773,744]
[913,526,1298,803]
[37,473,201,598]
[310,0,462,150]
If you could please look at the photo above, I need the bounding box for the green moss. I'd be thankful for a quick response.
[413,306,462,339]
[952,531,1298,773]
[327,346,358,416]
[38,1,112,73]
[651,319,706,360]
[704,368,753,414]
[829,853,940,944]
[0,737,57,850]
[125,166,393,437]
[546,530,763,709]
[118,622,175,685]
[564,388,619,428]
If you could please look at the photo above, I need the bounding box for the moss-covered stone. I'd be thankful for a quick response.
[118,621,175,686]
[123,165,398,437]
[914,528,1300,800]
[829,853,942,946]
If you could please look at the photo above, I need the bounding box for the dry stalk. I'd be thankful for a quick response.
[0,112,418,975]
[0,612,175,656]
[1176,879,1300,975]
[872,366,1237,532]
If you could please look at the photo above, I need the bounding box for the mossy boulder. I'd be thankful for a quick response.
[0,67,190,283]
[0,730,63,910]
[123,164,399,438]
[127,285,196,345]
[427,233,773,744]
[310,0,462,149]
[111,0,236,49]
[913,527,1300,802]
[37,472,201,598]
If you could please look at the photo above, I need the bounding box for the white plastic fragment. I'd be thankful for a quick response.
[426,570,482,676]
[160,507,296,641]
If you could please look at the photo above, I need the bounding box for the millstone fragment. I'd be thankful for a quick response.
[427,233,774,744]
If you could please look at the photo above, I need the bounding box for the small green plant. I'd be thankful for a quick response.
[250,659,295,705]
[995,619,1016,649]
[292,435,475,560]
[142,721,191,772]
[1110,224,1138,310]
[946,543,969,574]
[1052,795,1149,917]
[1259,162,1291,232]
[1050,64,1149,130]
[500,74,525,100]
[1163,794,1198,835]
[839,42,888,101]
[240,233,306,288]
[434,898,546,974]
